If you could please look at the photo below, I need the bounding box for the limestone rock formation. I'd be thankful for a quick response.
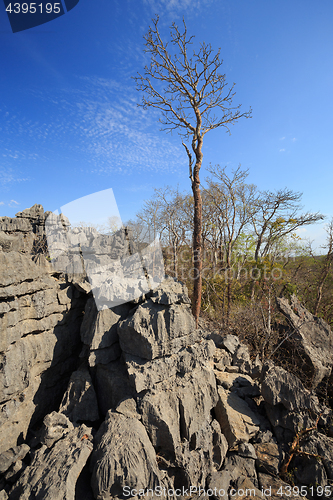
[8,423,93,500]
[277,294,333,388]
[90,411,161,499]
[1,206,333,499]
[0,248,85,454]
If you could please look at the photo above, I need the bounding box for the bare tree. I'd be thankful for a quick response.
[205,164,258,319]
[251,189,324,264]
[134,17,251,326]
[250,188,324,300]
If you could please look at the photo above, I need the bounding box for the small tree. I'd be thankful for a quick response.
[205,164,258,320]
[134,17,251,326]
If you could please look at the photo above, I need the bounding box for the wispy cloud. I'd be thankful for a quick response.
[280,136,285,140]
[13,76,185,175]
[292,137,297,142]
[0,165,29,187]
[279,148,285,152]
[143,0,212,12]
[0,200,20,207]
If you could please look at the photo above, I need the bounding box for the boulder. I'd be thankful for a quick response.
[261,361,319,413]
[140,364,218,459]
[295,431,333,484]
[90,411,161,499]
[58,367,99,423]
[0,446,30,475]
[8,424,93,500]
[221,335,240,355]
[206,470,230,500]
[39,412,74,448]
[213,347,232,372]
[254,442,281,476]
[224,454,257,485]
[94,360,136,417]
[118,300,198,360]
[258,474,306,500]
[277,294,333,388]
[125,340,215,393]
[215,387,260,446]
[149,277,191,305]
[140,387,180,456]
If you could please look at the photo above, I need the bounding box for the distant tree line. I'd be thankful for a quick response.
[125,164,333,362]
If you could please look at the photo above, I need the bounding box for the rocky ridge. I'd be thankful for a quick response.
[0,206,333,499]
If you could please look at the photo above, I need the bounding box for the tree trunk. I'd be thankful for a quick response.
[192,173,202,328]
[192,176,202,328]
[173,241,178,278]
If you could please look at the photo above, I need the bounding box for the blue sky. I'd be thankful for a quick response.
[0,0,332,250]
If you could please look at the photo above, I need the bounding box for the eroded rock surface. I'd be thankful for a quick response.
[8,424,93,500]
[1,208,332,499]
[277,294,333,387]
[90,411,161,500]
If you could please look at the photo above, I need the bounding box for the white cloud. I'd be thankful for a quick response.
[143,0,211,11]
[0,201,4,205]
[280,136,285,140]
[9,200,19,206]
[292,137,297,142]
[279,149,285,152]
[0,76,185,179]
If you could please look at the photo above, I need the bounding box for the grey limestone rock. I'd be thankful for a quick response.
[206,470,230,500]
[88,343,122,367]
[125,340,215,393]
[15,204,45,221]
[115,397,140,419]
[140,365,218,459]
[59,366,99,423]
[232,476,264,500]
[90,411,161,500]
[237,442,257,459]
[0,446,30,475]
[221,334,240,355]
[261,361,319,413]
[258,474,305,500]
[224,454,257,485]
[232,344,252,374]
[118,299,198,360]
[254,442,281,476]
[214,371,255,391]
[0,248,84,454]
[213,347,232,372]
[8,424,93,500]
[94,360,136,417]
[140,387,180,456]
[215,387,260,446]
[149,277,191,305]
[277,294,333,388]
[40,412,74,448]
[295,431,333,483]
[90,307,120,349]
